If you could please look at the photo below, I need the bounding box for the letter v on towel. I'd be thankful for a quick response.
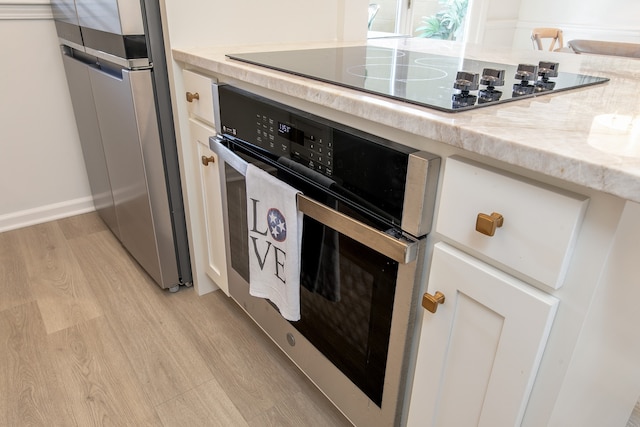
[245,163,303,321]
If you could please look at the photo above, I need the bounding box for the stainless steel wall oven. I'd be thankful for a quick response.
[210,85,440,426]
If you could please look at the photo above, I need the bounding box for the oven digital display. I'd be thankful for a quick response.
[278,122,291,134]
[278,121,303,144]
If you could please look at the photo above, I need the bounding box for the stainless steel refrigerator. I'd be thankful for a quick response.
[51,0,191,291]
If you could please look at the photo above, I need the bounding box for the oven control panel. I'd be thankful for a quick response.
[218,87,334,176]
[259,113,334,176]
[216,84,422,226]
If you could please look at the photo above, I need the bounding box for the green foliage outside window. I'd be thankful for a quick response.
[415,0,469,40]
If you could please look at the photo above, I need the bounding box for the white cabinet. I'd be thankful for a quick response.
[407,156,589,427]
[547,200,640,427]
[179,70,228,295]
[407,243,558,426]
[190,119,228,294]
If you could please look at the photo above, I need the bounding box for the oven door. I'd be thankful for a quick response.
[211,136,426,427]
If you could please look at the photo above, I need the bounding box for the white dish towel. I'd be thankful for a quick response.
[245,163,303,321]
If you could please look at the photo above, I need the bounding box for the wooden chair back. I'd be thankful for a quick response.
[531,27,564,51]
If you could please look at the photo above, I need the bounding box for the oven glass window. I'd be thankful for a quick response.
[296,214,398,406]
[224,161,399,406]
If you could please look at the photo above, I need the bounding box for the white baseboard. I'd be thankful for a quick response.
[0,3,53,21]
[0,196,96,233]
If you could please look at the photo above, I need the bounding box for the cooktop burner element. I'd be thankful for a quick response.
[227,46,609,113]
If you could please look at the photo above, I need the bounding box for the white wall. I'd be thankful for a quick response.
[480,0,640,50]
[0,1,93,233]
[514,0,640,50]
[161,0,368,163]
[162,0,367,50]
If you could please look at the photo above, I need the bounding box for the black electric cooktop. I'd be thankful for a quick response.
[227,46,609,113]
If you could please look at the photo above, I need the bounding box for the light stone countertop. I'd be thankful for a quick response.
[173,38,640,203]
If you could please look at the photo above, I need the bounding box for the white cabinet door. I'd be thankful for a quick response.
[197,141,229,295]
[189,119,229,295]
[407,243,558,427]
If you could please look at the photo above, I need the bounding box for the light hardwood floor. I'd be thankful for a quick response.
[0,212,351,426]
[2,213,639,426]
[629,401,640,427]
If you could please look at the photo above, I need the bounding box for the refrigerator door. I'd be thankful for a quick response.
[88,63,180,289]
[51,0,84,49]
[53,0,191,290]
[51,0,79,25]
[61,50,120,238]
[75,0,144,35]
[73,0,148,64]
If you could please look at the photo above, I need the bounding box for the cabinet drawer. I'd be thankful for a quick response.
[435,157,589,289]
[183,70,215,126]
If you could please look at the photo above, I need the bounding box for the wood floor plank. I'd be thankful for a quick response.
[17,221,103,334]
[3,215,352,426]
[48,315,162,426]
[67,230,214,406]
[155,377,248,427]
[0,229,33,312]
[247,391,352,427]
[0,301,73,425]
[161,288,350,425]
[162,288,303,420]
[57,211,108,240]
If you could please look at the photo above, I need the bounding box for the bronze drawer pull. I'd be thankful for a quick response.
[422,291,445,313]
[476,212,504,236]
[186,91,200,102]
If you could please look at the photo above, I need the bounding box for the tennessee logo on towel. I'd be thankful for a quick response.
[267,208,287,242]
[249,199,288,284]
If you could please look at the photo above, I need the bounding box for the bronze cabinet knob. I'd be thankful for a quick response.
[476,212,504,237]
[422,291,445,314]
[186,91,200,102]
[201,155,215,166]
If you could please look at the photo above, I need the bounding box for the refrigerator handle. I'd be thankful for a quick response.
[85,46,151,70]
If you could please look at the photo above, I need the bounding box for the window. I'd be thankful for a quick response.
[368,0,472,41]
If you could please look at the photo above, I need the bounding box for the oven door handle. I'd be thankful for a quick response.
[297,194,418,265]
[210,134,419,264]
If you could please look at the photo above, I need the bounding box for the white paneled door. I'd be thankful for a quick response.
[407,243,558,426]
